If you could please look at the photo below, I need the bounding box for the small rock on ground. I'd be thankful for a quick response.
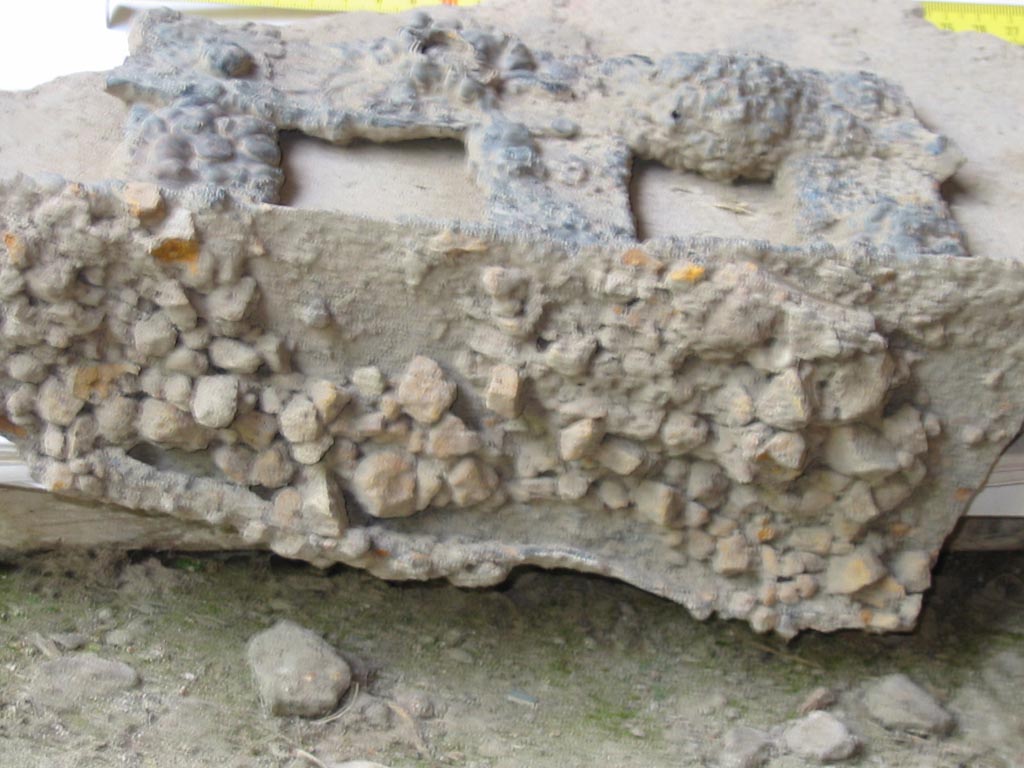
[719,724,772,768]
[862,673,955,736]
[783,711,859,763]
[246,619,352,718]
[26,652,140,712]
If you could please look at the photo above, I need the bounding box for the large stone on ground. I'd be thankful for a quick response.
[783,711,859,763]
[719,725,772,768]
[246,620,352,718]
[862,674,955,736]
[26,653,140,712]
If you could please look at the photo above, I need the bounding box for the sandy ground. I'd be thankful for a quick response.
[0,549,1022,767]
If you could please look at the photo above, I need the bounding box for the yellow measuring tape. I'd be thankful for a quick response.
[922,2,1024,45]
[166,0,481,10]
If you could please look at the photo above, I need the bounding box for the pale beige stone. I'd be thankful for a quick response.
[788,526,833,556]
[415,457,445,511]
[353,451,417,518]
[557,472,590,501]
[306,379,350,422]
[559,418,604,461]
[713,533,751,575]
[234,409,278,449]
[891,549,932,593]
[209,338,261,374]
[249,443,295,489]
[597,478,629,510]
[446,457,497,506]
[397,356,456,424]
[191,374,239,429]
[633,480,682,527]
[659,411,708,454]
[37,376,84,427]
[426,414,481,458]
[756,368,811,429]
[596,437,645,475]
[137,398,210,451]
[279,394,321,443]
[485,363,522,419]
[213,443,253,484]
[825,548,887,594]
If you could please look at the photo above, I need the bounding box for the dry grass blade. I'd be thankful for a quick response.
[387,700,430,756]
[312,681,361,726]
[27,632,61,659]
[744,638,824,671]
[712,201,755,215]
[294,748,329,768]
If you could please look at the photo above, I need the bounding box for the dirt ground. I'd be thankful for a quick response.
[0,547,1022,768]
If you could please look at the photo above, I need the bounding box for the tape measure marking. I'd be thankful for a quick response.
[922,2,1024,45]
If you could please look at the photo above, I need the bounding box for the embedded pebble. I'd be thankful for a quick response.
[397,356,456,424]
[352,366,386,398]
[37,376,84,427]
[96,395,138,442]
[7,353,47,383]
[209,338,261,374]
[825,548,886,595]
[207,277,258,323]
[485,363,521,418]
[633,480,681,527]
[660,411,709,453]
[249,443,294,488]
[891,550,932,593]
[191,374,239,428]
[823,425,902,478]
[545,335,597,376]
[165,347,208,377]
[137,398,210,451]
[235,409,278,449]
[133,314,177,357]
[756,368,811,429]
[426,414,482,458]
[161,372,192,409]
[307,378,349,421]
[596,437,645,475]
[352,450,417,518]
[713,534,751,576]
[559,418,604,461]
[213,443,253,484]
[279,394,321,443]
[446,457,497,506]
[119,181,164,218]
[291,435,334,465]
